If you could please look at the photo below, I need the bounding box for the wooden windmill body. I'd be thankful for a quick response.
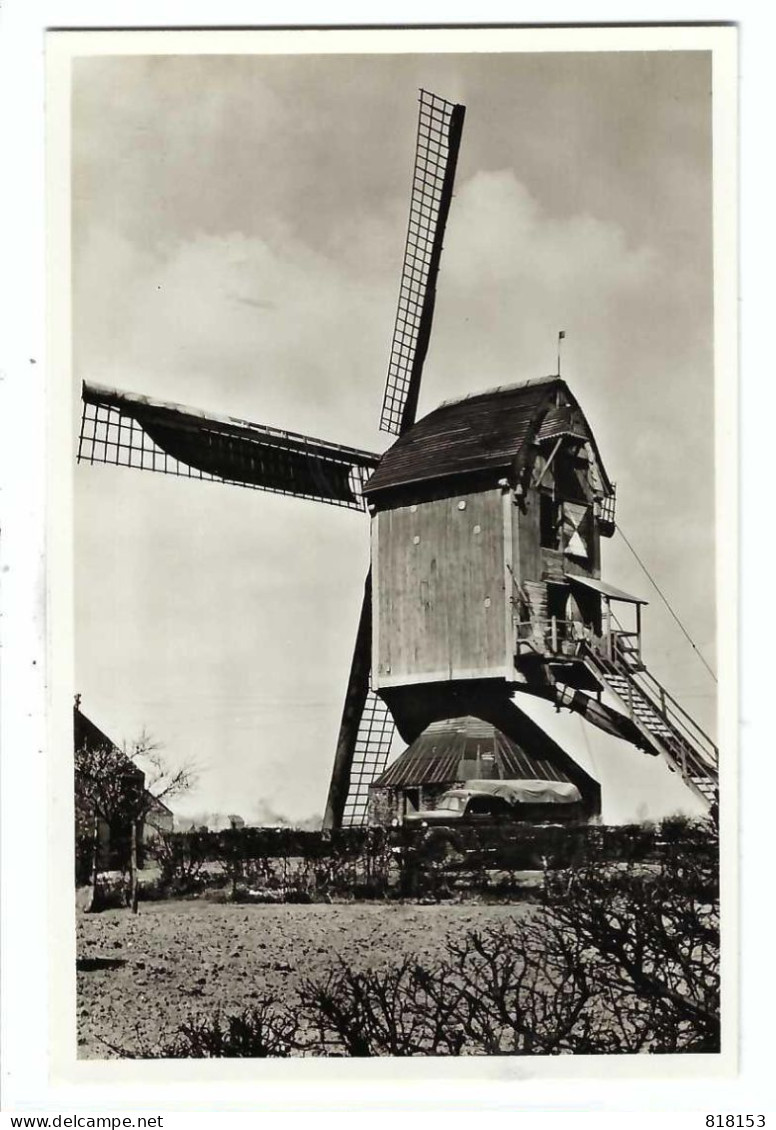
[78,91,718,827]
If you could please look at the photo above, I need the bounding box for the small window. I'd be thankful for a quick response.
[466,795,510,816]
[436,795,465,813]
[540,492,561,549]
[562,501,593,561]
[404,788,420,813]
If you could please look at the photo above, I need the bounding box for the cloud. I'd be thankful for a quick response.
[75,221,396,449]
[419,169,662,403]
[232,293,276,311]
[449,170,657,291]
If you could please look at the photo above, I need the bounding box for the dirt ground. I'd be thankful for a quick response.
[76,898,530,1058]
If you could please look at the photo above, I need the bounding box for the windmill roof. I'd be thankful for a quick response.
[364,376,613,500]
[374,714,579,790]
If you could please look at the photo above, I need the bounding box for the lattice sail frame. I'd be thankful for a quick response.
[379,90,466,435]
[340,689,395,828]
[78,386,378,512]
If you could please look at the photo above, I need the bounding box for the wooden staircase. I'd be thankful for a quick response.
[583,637,718,810]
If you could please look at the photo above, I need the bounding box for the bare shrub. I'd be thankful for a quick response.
[299,959,468,1056]
[440,917,593,1054]
[156,999,301,1058]
[543,853,720,1053]
[148,830,211,895]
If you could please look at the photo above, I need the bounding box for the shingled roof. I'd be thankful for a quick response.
[375,714,579,790]
[364,376,612,500]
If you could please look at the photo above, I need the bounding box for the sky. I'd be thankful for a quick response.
[71,47,717,825]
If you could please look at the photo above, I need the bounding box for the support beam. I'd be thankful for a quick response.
[322,573,373,830]
[532,436,564,489]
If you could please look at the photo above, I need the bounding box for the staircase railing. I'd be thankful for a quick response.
[514,616,591,656]
[512,610,718,789]
[591,636,717,779]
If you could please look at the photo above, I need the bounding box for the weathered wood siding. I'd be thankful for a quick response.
[515,491,542,583]
[373,489,508,688]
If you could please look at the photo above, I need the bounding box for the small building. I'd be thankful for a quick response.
[74,706,145,876]
[141,792,175,844]
[370,711,600,826]
[74,703,174,875]
[208,813,246,832]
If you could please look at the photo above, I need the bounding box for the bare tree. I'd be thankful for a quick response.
[75,727,197,912]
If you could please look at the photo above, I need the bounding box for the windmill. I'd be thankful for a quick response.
[77,89,718,829]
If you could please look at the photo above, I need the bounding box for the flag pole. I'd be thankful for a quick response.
[557,330,566,377]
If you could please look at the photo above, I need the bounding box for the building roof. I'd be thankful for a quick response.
[74,707,144,782]
[565,574,648,605]
[144,792,174,816]
[375,714,577,790]
[75,706,174,815]
[364,377,613,500]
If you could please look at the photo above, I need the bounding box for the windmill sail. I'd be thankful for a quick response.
[325,90,466,828]
[79,381,379,511]
[379,90,466,436]
[323,573,396,830]
[340,690,395,827]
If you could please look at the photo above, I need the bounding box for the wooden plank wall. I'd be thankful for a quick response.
[515,491,542,582]
[373,489,507,687]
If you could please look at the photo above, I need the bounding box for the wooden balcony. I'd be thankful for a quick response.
[514,616,644,668]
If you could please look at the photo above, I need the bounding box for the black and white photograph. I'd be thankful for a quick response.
[42,25,736,1072]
